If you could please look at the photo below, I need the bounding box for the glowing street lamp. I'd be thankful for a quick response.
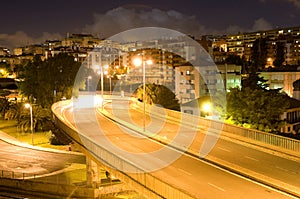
[24,103,34,145]
[202,102,211,112]
[202,102,212,118]
[132,52,152,132]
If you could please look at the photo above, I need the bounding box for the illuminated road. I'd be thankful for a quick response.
[59,98,297,199]
[0,135,85,177]
[105,100,300,196]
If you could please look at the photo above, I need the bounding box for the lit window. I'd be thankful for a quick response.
[186,70,190,75]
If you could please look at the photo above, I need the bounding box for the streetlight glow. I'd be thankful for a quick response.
[24,103,31,109]
[133,57,142,67]
[146,59,153,65]
[202,102,211,112]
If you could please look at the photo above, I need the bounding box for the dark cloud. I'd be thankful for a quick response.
[83,7,275,38]
[83,7,208,38]
[0,31,62,50]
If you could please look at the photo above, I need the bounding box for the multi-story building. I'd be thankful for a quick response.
[176,64,241,103]
[211,26,300,66]
[61,33,102,48]
[259,71,300,97]
[0,47,10,56]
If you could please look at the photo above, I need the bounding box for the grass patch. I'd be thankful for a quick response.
[0,119,69,150]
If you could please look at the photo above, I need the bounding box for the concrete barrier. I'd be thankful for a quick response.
[52,100,196,199]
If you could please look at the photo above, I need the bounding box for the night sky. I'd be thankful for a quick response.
[1,0,299,49]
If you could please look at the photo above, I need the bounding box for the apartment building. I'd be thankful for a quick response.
[212,26,300,66]
[260,71,300,97]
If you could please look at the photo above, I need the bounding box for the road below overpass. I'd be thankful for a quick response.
[0,133,85,178]
[58,97,297,199]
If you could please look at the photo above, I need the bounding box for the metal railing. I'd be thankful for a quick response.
[145,102,300,153]
[0,169,81,185]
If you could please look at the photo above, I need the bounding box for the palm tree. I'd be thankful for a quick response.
[19,105,52,133]
[0,97,10,119]
[5,102,24,131]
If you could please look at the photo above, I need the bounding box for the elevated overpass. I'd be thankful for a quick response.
[52,94,300,199]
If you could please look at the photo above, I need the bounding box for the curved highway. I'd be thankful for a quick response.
[106,99,300,196]
[57,97,297,199]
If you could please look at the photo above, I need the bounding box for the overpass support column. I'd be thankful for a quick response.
[86,156,101,188]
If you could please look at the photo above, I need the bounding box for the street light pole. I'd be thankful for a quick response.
[142,51,146,132]
[109,75,112,95]
[25,103,33,145]
[101,66,104,109]
[132,51,152,132]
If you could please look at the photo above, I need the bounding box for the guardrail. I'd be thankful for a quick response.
[132,101,300,153]
[52,100,196,199]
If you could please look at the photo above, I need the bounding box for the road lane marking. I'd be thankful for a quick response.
[275,166,298,174]
[208,183,225,192]
[244,156,259,162]
[217,147,231,152]
[178,168,192,176]
[275,166,288,172]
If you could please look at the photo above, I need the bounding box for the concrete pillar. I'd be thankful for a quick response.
[86,157,101,188]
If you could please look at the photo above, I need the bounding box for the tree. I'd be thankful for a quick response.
[20,53,82,107]
[250,38,268,71]
[19,56,41,103]
[0,97,10,118]
[19,105,52,132]
[225,54,242,65]
[135,83,180,111]
[241,72,269,90]
[226,87,288,132]
[5,102,24,131]
[273,41,285,67]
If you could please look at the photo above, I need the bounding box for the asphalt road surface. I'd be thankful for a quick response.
[58,99,297,199]
[0,136,85,177]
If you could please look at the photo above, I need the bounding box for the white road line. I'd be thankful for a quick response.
[208,183,226,192]
[244,156,259,162]
[275,166,288,172]
[178,168,192,176]
[217,146,231,152]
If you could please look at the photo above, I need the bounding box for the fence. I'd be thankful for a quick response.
[0,169,80,185]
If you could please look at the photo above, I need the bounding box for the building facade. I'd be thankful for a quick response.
[259,71,300,97]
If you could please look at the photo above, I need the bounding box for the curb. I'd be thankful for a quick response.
[0,130,84,156]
